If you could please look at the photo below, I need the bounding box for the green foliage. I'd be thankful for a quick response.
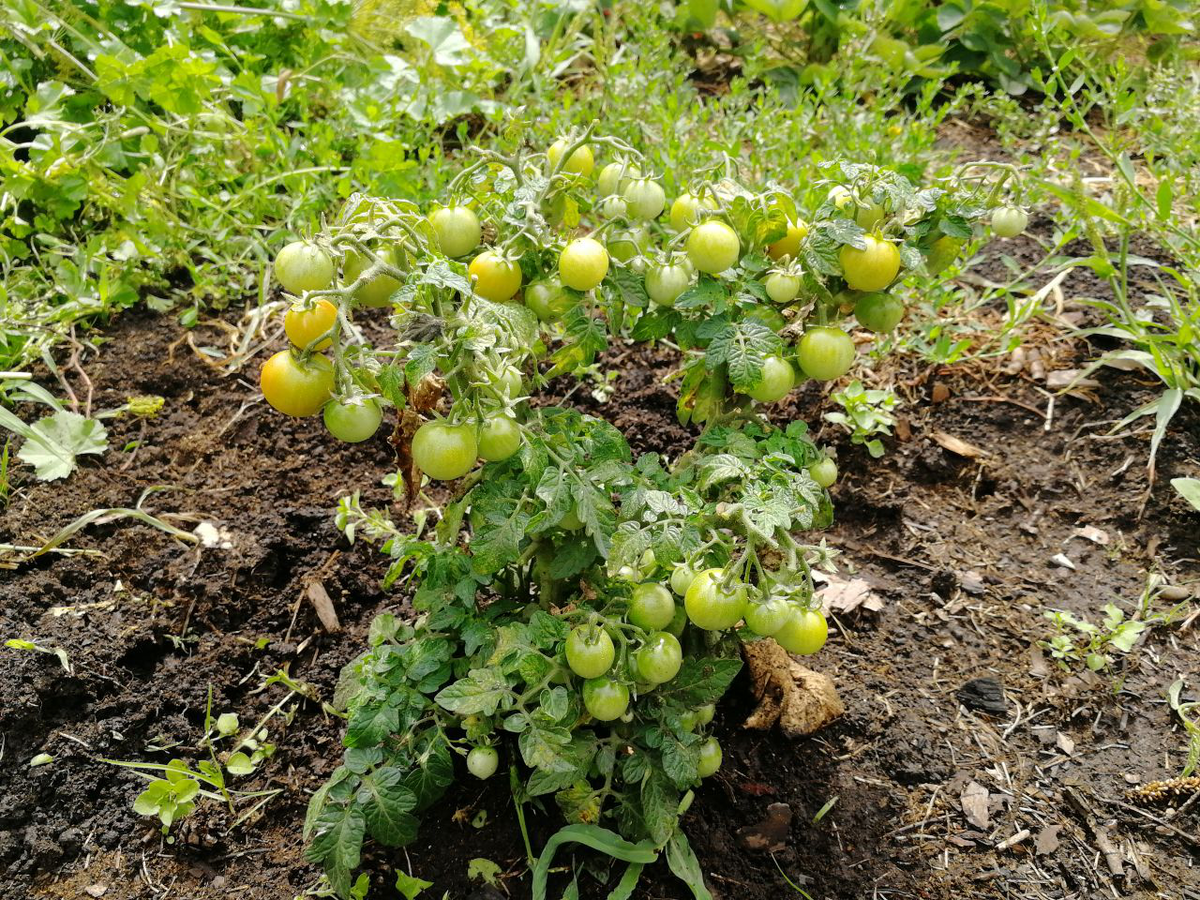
[822,381,898,457]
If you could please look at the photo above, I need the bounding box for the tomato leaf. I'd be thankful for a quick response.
[355,767,418,846]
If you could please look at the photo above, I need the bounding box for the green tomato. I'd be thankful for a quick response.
[412,421,478,481]
[275,241,334,294]
[745,597,792,636]
[599,196,628,219]
[558,503,584,531]
[559,237,610,291]
[608,228,649,264]
[679,710,699,733]
[566,625,615,679]
[685,568,748,631]
[646,263,692,306]
[260,351,334,418]
[853,292,904,333]
[765,272,801,304]
[696,737,722,778]
[695,703,715,726]
[429,206,481,258]
[622,178,666,221]
[636,632,683,685]
[485,365,524,399]
[629,583,677,631]
[582,677,629,721]
[478,414,521,462]
[926,235,964,275]
[774,608,828,655]
[991,206,1029,238]
[766,219,808,261]
[525,278,573,323]
[597,161,641,197]
[742,356,795,403]
[469,250,522,302]
[669,192,715,232]
[797,327,855,381]
[344,245,404,308]
[670,564,697,597]
[548,138,594,176]
[467,746,499,780]
[808,458,838,488]
[839,236,901,292]
[324,398,383,443]
[743,305,786,333]
[665,603,688,638]
[687,221,740,274]
[855,199,885,229]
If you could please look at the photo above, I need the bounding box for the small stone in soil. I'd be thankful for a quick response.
[956,677,1007,715]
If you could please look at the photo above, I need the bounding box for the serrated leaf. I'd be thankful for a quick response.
[705,321,781,389]
[356,767,418,846]
[520,722,573,771]
[608,266,649,308]
[659,658,743,706]
[661,739,700,787]
[9,410,107,481]
[435,668,512,716]
[640,771,679,846]
[345,700,400,748]
[306,803,366,872]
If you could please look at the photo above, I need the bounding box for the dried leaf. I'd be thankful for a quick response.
[1046,369,1100,390]
[736,802,792,852]
[742,640,844,737]
[930,431,987,458]
[1070,526,1109,546]
[820,574,884,614]
[306,581,340,632]
[1056,732,1076,755]
[1034,824,1061,856]
[960,781,990,829]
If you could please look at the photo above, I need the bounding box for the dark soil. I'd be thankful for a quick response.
[3,236,1199,900]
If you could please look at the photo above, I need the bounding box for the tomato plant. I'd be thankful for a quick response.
[274,241,334,295]
[260,137,1012,899]
[991,206,1029,237]
[853,292,905,333]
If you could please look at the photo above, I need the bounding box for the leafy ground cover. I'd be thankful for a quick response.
[1,2,1198,900]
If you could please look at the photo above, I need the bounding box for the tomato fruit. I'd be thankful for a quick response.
[797,327,855,381]
[695,703,715,726]
[670,564,697,597]
[344,245,404,307]
[774,608,828,655]
[645,263,691,306]
[467,746,499,780]
[743,305,785,333]
[548,139,594,176]
[855,199,885,229]
[622,178,666,221]
[274,241,334,294]
[608,228,649,264]
[429,206,481,258]
[687,221,740,274]
[284,299,337,351]
[745,597,791,636]
[469,250,522,302]
[742,356,795,403]
[839,236,901,292]
[597,162,640,197]
[324,398,382,443]
[669,192,715,232]
[765,272,801,304]
[566,625,615,678]
[628,583,676,631]
[808,457,838,488]
[260,351,334,417]
[599,196,627,219]
[559,238,610,291]
[484,365,523,399]
[926,235,964,275]
[991,206,1028,238]
[582,677,629,721]
[853,292,904,333]
[478,414,521,462]
[829,185,853,210]
[412,421,478,481]
[766,218,808,260]
[696,737,722,778]
[679,710,698,733]
[636,632,682,685]
[558,503,584,531]
[525,279,573,323]
[665,603,688,638]
[685,568,748,631]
